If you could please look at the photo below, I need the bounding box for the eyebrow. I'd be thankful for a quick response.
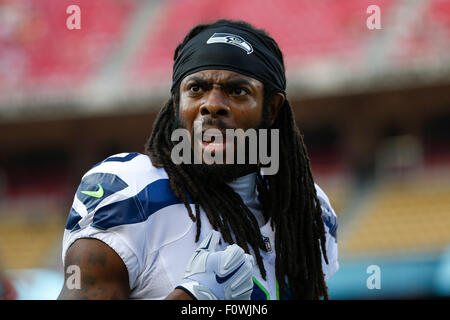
[184,76,254,88]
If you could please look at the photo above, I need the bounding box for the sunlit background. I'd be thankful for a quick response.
[0,0,449,300]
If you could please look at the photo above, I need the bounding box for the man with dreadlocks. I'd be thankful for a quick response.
[58,19,338,300]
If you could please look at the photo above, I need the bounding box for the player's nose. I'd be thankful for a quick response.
[200,88,230,118]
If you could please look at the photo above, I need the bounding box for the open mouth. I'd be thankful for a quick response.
[191,122,237,162]
[201,129,227,153]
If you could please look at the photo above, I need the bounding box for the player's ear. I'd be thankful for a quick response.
[268,92,285,126]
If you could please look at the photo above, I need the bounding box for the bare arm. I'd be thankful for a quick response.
[58,238,130,299]
[58,238,192,300]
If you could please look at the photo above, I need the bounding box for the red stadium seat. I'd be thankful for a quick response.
[129,0,398,83]
[0,0,137,91]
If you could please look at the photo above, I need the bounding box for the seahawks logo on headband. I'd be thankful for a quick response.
[206,33,253,54]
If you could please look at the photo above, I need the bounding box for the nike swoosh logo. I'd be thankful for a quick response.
[216,261,245,284]
[81,184,104,198]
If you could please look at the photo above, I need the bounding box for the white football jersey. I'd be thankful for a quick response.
[62,152,339,299]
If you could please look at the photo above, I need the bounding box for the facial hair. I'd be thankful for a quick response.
[171,109,271,184]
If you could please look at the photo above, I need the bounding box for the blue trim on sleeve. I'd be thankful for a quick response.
[251,282,268,300]
[65,208,82,231]
[91,152,141,169]
[103,152,140,163]
[91,178,191,230]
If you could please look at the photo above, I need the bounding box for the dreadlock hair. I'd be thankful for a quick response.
[145,19,329,299]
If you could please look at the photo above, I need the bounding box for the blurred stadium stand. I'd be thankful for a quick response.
[0,0,449,299]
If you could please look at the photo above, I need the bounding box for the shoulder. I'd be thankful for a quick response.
[314,183,331,207]
[66,152,178,232]
[62,153,188,292]
[83,152,168,188]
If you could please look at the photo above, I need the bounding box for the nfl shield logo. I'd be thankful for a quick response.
[263,236,272,253]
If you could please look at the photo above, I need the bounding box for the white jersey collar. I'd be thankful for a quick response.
[226,172,265,227]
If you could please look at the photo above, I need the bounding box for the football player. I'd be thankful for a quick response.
[58,19,338,300]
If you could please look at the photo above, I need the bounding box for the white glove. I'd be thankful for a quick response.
[176,230,254,300]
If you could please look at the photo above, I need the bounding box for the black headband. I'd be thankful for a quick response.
[171,23,286,94]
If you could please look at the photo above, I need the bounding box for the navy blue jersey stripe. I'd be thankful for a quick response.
[66,207,82,231]
[91,197,143,230]
[251,282,268,300]
[322,207,338,240]
[91,178,192,230]
[103,152,140,163]
[91,153,141,169]
[137,179,192,217]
